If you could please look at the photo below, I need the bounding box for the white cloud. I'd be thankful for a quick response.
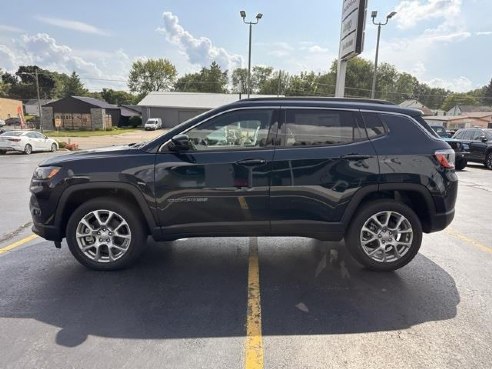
[307,45,329,53]
[426,76,473,92]
[0,33,129,90]
[395,0,462,29]
[35,16,110,36]
[156,11,243,71]
[0,25,24,33]
[476,31,492,36]
[370,0,477,91]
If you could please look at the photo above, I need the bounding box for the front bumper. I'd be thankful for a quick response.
[32,222,62,242]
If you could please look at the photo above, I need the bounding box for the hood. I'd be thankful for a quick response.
[39,145,142,166]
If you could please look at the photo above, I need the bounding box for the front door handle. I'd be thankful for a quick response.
[236,158,267,166]
[340,154,373,160]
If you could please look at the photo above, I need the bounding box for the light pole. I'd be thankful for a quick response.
[370,10,397,99]
[20,70,44,132]
[240,10,262,98]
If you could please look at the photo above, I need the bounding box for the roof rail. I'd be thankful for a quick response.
[240,96,396,105]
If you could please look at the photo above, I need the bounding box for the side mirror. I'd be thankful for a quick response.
[481,136,488,143]
[168,134,191,151]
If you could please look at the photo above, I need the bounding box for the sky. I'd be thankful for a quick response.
[0,0,491,93]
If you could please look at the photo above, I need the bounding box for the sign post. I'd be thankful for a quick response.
[335,0,367,97]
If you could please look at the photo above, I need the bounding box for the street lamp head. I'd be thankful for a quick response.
[256,13,263,20]
[371,10,378,19]
[387,11,397,19]
[240,10,246,19]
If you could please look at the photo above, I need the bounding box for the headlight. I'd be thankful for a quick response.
[462,143,470,151]
[33,166,61,180]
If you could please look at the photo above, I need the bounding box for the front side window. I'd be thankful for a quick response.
[185,109,275,151]
[280,109,365,147]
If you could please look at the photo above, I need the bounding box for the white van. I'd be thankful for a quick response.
[144,118,162,130]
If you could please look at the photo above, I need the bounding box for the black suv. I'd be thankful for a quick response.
[29,98,458,272]
[452,127,492,169]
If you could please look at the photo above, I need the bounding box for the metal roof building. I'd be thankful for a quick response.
[137,92,280,127]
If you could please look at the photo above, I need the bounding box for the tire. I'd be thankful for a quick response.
[50,143,57,152]
[455,158,467,171]
[24,144,32,155]
[66,198,148,271]
[345,199,423,272]
[0,150,5,155]
[485,152,492,170]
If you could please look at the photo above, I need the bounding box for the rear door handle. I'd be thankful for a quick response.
[236,158,267,166]
[340,154,373,160]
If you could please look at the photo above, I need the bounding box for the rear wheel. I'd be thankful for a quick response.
[345,200,422,272]
[66,198,147,270]
[24,144,32,155]
[485,152,492,170]
[455,158,467,171]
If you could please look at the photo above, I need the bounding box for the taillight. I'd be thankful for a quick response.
[8,138,21,142]
[435,149,455,169]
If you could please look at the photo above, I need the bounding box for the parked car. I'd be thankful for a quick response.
[452,128,492,169]
[429,125,467,170]
[5,117,21,126]
[430,125,450,138]
[441,138,468,170]
[0,131,58,155]
[144,118,162,130]
[0,119,5,127]
[30,98,457,272]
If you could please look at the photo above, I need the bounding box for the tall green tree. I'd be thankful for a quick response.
[441,93,479,111]
[128,58,177,95]
[62,72,88,97]
[174,61,228,93]
[483,78,492,106]
[101,88,137,105]
[231,68,248,94]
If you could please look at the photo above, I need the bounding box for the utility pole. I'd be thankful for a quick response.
[240,11,262,98]
[370,10,397,99]
[35,69,43,132]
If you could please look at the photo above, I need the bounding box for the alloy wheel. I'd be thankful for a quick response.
[75,209,132,263]
[360,211,413,263]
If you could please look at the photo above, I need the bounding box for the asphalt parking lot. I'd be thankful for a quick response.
[0,152,491,369]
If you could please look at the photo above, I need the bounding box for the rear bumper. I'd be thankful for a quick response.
[428,208,455,233]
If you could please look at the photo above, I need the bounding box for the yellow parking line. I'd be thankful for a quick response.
[245,237,264,369]
[0,234,38,254]
[446,228,492,254]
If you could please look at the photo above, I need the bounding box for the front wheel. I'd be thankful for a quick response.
[50,143,57,152]
[24,144,32,155]
[455,158,467,171]
[485,152,492,170]
[66,198,147,270]
[345,200,422,272]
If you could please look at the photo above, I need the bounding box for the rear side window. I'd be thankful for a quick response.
[280,109,365,147]
[361,112,386,138]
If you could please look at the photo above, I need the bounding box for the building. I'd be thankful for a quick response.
[399,99,434,116]
[0,97,23,120]
[41,96,140,130]
[424,113,492,129]
[24,99,54,116]
[137,92,280,128]
[446,105,492,116]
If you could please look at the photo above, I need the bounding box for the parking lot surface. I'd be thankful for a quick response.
[0,152,491,369]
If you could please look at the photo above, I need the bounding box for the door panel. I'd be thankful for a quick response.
[269,109,378,238]
[153,108,278,238]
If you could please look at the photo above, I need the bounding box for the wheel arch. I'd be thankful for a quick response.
[55,182,160,240]
[342,184,436,234]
